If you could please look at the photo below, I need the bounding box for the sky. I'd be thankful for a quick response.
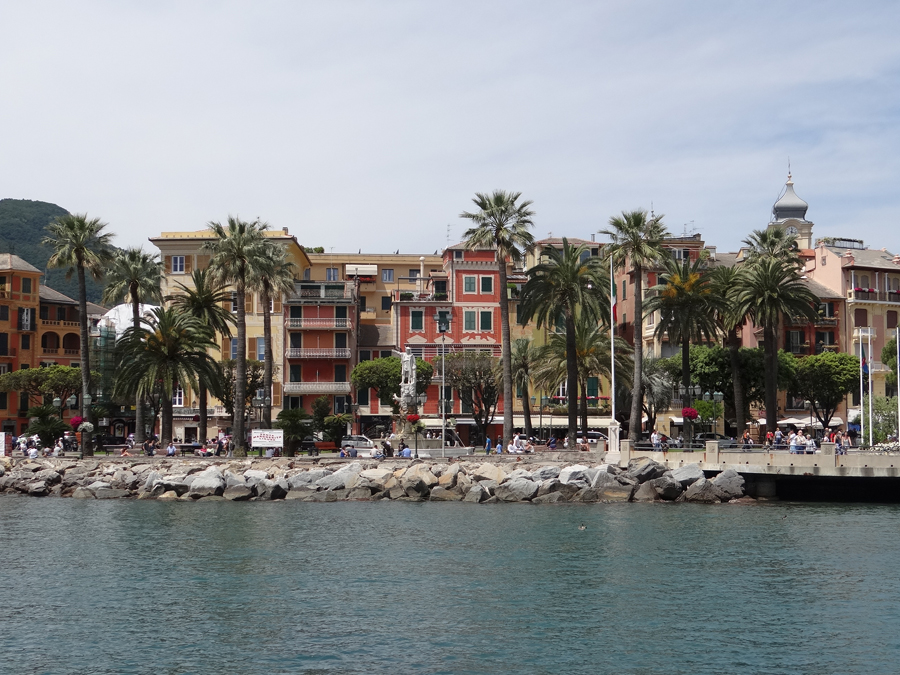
[2,1,900,256]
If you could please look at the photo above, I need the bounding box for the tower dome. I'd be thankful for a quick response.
[772,173,809,222]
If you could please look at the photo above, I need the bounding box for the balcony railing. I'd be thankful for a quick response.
[393,291,449,302]
[0,347,16,357]
[42,347,59,354]
[285,348,351,359]
[854,327,877,340]
[63,348,80,355]
[849,289,900,303]
[283,382,352,394]
[289,282,355,303]
[285,317,353,330]
[40,319,81,328]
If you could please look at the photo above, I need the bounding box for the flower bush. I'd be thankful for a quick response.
[406,414,420,424]
[69,415,84,428]
[78,421,94,433]
[682,407,699,421]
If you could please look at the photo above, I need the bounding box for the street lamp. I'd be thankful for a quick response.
[252,396,269,456]
[678,384,701,447]
[434,313,451,452]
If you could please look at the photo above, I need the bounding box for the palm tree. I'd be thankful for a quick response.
[114,307,222,445]
[274,407,313,457]
[167,268,236,443]
[533,317,631,438]
[521,238,607,448]
[203,216,268,455]
[461,190,535,445]
[600,210,669,441]
[22,404,71,449]
[248,241,297,428]
[733,258,819,433]
[101,247,163,443]
[631,357,674,436]
[510,338,537,439]
[743,228,802,267]
[644,255,722,446]
[711,265,748,432]
[43,214,115,456]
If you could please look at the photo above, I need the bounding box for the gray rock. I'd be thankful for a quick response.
[316,472,352,491]
[143,471,164,490]
[532,491,568,504]
[598,484,634,502]
[478,479,498,496]
[94,487,130,499]
[711,469,745,500]
[224,472,247,488]
[388,486,407,500]
[223,485,253,501]
[559,464,591,486]
[86,480,111,491]
[632,482,660,502]
[158,479,191,496]
[243,469,269,481]
[462,484,487,503]
[683,477,725,503]
[254,478,289,500]
[672,463,705,488]
[649,473,684,500]
[495,477,540,502]
[27,481,49,496]
[403,477,430,499]
[288,469,332,488]
[470,463,507,483]
[537,478,562,496]
[625,457,668,483]
[591,471,620,490]
[34,469,62,485]
[571,488,603,502]
[72,486,95,499]
[188,468,226,498]
[346,487,374,500]
[531,465,561,481]
[430,486,463,501]
[507,469,533,481]
[157,490,179,501]
[482,495,499,504]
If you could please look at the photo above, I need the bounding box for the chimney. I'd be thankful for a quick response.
[893,254,900,265]
[282,227,289,235]
[418,256,425,294]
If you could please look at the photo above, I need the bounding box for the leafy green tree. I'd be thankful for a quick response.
[636,357,674,435]
[22,405,71,449]
[274,408,313,456]
[248,240,297,427]
[350,357,433,405]
[218,359,265,429]
[791,351,860,428]
[203,216,268,455]
[461,190,535,446]
[694,399,724,434]
[734,257,818,434]
[600,210,669,441]
[0,365,93,409]
[168,268,236,442]
[860,395,898,444]
[521,238,607,448]
[883,337,898,391]
[114,307,222,447]
[323,413,353,445]
[311,396,332,438]
[43,213,115,455]
[102,247,163,442]
[510,338,538,439]
[644,255,723,444]
[436,351,500,445]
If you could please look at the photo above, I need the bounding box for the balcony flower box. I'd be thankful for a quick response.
[399,292,414,301]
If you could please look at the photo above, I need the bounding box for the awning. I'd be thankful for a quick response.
[669,416,683,425]
[345,264,378,276]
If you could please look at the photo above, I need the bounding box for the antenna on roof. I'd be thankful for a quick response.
[788,157,791,180]
[650,202,655,218]
[682,221,696,237]
[447,223,451,250]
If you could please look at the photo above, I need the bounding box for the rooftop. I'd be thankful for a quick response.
[0,253,41,274]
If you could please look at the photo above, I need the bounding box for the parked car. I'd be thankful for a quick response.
[340,435,375,449]
[694,432,738,448]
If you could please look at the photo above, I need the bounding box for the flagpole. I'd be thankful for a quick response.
[868,329,874,448]
[896,327,899,445]
[609,255,617,455]
[859,334,865,446]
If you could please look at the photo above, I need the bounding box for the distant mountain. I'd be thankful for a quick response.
[0,198,109,304]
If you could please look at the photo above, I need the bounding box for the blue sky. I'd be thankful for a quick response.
[2,1,899,255]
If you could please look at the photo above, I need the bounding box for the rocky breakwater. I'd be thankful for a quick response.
[0,455,750,504]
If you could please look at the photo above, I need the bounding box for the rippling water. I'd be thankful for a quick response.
[2,498,900,674]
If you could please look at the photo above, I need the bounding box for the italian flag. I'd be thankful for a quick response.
[611,275,617,322]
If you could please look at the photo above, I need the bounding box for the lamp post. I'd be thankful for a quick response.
[679,384,701,447]
[434,313,451,452]
[530,396,536,441]
[252,396,269,456]
[713,391,724,437]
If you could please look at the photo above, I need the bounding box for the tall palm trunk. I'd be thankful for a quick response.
[76,260,93,456]
[579,378,588,439]
[682,336,692,446]
[233,279,248,455]
[161,391,173,446]
[131,292,144,443]
[629,264,644,441]
[521,380,533,439]
[198,384,208,443]
[565,312,578,448]
[262,287,273,428]
[763,324,778,434]
[727,326,745,433]
[498,258,513,444]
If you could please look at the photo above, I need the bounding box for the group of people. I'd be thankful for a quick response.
[484,433,536,455]
[13,433,78,458]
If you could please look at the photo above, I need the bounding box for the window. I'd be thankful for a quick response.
[787,330,804,354]
[408,269,419,279]
[587,377,599,398]
[359,295,366,311]
[436,310,450,330]
[463,276,476,293]
[0,306,7,321]
[21,335,30,350]
[303,268,311,281]
[481,276,493,294]
[21,278,32,294]
[287,396,303,409]
[230,338,238,359]
[860,274,870,289]
[40,305,49,321]
[461,395,473,414]
[819,302,835,318]
[289,305,302,319]
[172,256,185,273]
[57,307,66,321]
[888,311,898,330]
[257,339,266,362]
[289,332,302,348]
[172,385,184,407]
[381,296,392,311]
[0,276,5,292]
[382,269,394,282]
[411,310,424,331]
[441,386,453,414]
[335,365,347,382]
[17,308,34,331]
[854,308,868,327]
[289,365,302,382]
[622,280,627,300]
[334,396,348,413]
[454,250,463,260]
[0,363,7,375]
[480,310,492,331]
[0,392,6,409]
[0,333,6,356]
[359,350,371,361]
[357,387,369,406]
[326,268,339,281]
[231,292,238,313]
[380,350,392,358]
[464,311,476,331]
[433,280,447,294]
[335,333,347,349]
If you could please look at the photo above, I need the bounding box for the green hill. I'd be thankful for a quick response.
[0,198,109,304]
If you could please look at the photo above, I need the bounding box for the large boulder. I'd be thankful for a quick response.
[143,471,164,491]
[316,472,351,491]
[27,481,50,496]
[243,469,269,481]
[255,478,288,500]
[625,457,668,483]
[157,477,192,496]
[34,469,62,485]
[598,484,634,502]
[188,467,226,498]
[463,484,487,503]
[430,486,463,501]
[682,477,725,503]
[403,464,438,487]
[591,471,620,490]
[532,465,561,481]
[157,490,179,501]
[711,469,745,500]
[559,465,591,487]
[649,473,684,500]
[477,479,499,496]
[288,469,332,488]
[346,487,374,500]
[94,487,130,499]
[495,477,539,502]
[672,463,705,488]
[632,482,660,502]
[571,488,603,503]
[470,463,507,483]
[223,485,253,501]
[72,486,94,499]
[402,477,430,499]
[532,491,567,504]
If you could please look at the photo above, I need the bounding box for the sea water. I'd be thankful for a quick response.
[2,498,899,674]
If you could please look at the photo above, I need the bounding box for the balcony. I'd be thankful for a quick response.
[42,347,59,355]
[285,348,351,359]
[63,349,80,356]
[283,382,352,395]
[848,289,900,303]
[0,347,16,357]
[854,327,877,340]
[285,317,353,330]
[393,291,449,303]
[289,282,355,304]
[40,319,81,328]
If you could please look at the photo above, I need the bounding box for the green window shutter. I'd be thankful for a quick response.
[464,311,476,330]
[411,311,423,330]
[480,311,491,331]
[464,277,476,293]
[481,276,492,293]
[587,377,599,398]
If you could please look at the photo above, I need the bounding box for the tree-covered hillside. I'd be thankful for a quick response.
[0,198,108,303]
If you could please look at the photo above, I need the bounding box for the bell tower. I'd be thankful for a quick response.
[769,173,813,249]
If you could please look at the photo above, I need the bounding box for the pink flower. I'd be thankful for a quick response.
[682,407,699,421]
